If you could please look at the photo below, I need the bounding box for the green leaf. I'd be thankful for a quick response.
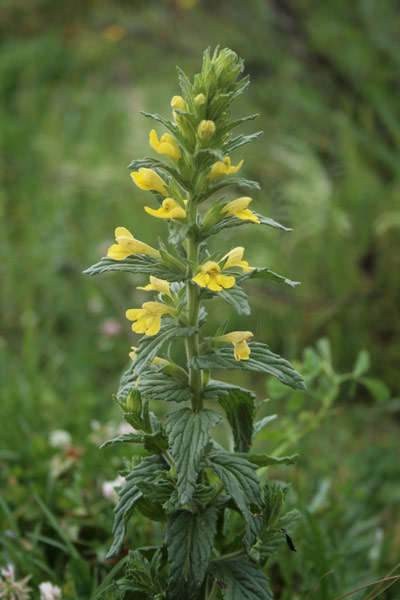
[118,549,166,598]
[134,321,198,376]
[143,431,169,454]
[138,371,193,403]
[219,285,251,315]
[252,415,277,440]
[100,433,144,449]
[237,267,300,288]
[83,255,185,282]
[206,452,261,546]
[117,389,153,433]
[224,113,259,132]
[191,343,306,390]
[248,509,301,566]
[107,455,168,558]
[247,454,299,467]
[205,383,255,452]
[136,496,167,523]
[353,349,371,378]
[361,377,391,402]
[196,178,261,204]
[207,558,273,600]
[205,213,291,237]
[222,131,263,154]
[166,408,221,504]
[166,499,223,599]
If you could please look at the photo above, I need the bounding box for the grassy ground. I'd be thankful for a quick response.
[1,1,400,597]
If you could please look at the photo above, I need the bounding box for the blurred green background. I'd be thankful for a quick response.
[1,0,400,598]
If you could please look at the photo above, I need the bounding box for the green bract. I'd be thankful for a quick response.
[85,46,305,600]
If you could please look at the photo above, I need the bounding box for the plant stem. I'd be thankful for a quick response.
[185,200,203,411]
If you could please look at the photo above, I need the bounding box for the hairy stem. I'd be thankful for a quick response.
[185,200,203,411]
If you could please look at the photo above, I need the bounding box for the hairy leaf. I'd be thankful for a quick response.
[107,455,168,558]
[248,509,301,566]
[205,213,291,237]
[166,408,221,504]
[247,454,299,467]
[166,499,223,599]
[204,383,255,452]
[208,558,273,600]
[133,321,198,376]
[219,285,251,315]
[100,432,144,449]
[237,267,300,288]
[138,371,193,403]
[222,131,263,154]
[191,343,306,390]
[206,452,261,546]
[83,255,184,281]
[252,415,277,440]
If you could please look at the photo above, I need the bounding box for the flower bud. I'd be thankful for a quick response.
[197,120,216,142]
[194,93,206,105]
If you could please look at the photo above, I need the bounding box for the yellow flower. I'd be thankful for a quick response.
[215,331,253,361]
[197,120,216,141]
[131,168,168,195]
[209,156,243,180]
[137,275,172,297]
[222,247,255,273]
[222,197,260,224]
[126,302,173,336]
[149,129,181,163]
[107,227,160,260]
[192,261,235,292]
[194,93,206,105]
[144,197,186,219]
[170,95,188,112]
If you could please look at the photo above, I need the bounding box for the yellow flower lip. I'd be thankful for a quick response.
[222,197,260,224]
[137,275,172,297]
[192,260,235,292]
[126,301,173,336]
[149,129,181,163]
[222,247,256,273]
[144,198,186,220]
[215,331,253,361]
[131,168,168,195]
[107,227,160,260]
[170,95,188,111]
[209,156,243,180]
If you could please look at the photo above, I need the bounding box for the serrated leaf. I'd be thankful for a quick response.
[222,131,263,154]
[191,343,306,390]
[134,321,198,376]
[143,431,169,454]
[208,558,273,600]
[138,371,193,403]
[219,285,251,315]
[136,496,166,522]
[83,255,184,282]
[205,383,255,452]
[237,267,300,288]
[107,455,168,558]
[248,509,301,565]
[100,433,144,449]
[166,499,223,599]
[252,415,277,440]
[166,408,221,504]
[205,213,291,237]
[247,454,299,467]
[206,452,261,546]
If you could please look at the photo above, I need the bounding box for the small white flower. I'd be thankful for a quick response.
[1,563,15,579]
[102,475,126,503]
[39,581,62,599]
[49,430,71,449]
